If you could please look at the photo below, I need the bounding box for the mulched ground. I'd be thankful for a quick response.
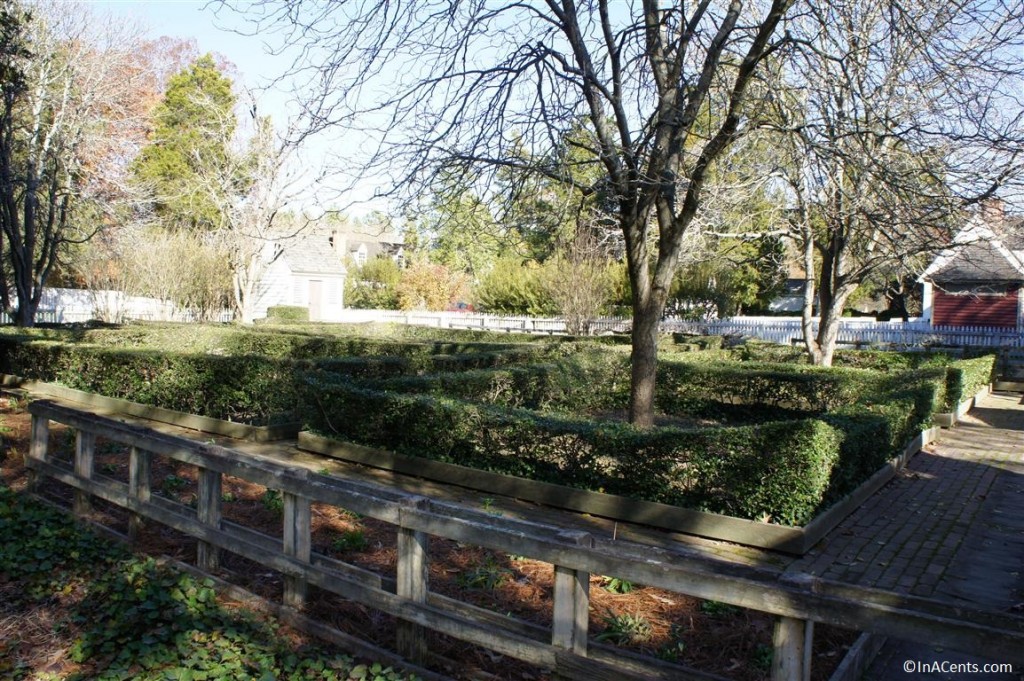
[0,397,858,680]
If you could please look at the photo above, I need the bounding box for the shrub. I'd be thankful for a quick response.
[266,305,310,323]
[0,340,299,424]
[301,375,847,526]
[944,354,997,409]
[0,334,544,423]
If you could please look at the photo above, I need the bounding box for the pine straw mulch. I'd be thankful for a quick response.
[0,398,858,681]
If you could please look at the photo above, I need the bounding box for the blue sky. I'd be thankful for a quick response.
[89,1,275,87]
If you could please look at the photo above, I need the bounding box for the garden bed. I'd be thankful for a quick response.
[0,398,860,681]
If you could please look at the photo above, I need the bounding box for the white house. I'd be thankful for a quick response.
[254,233,347,322]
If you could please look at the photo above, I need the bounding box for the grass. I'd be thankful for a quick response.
[0,483,417,681]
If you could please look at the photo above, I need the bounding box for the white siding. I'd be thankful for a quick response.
[251,257,293,320]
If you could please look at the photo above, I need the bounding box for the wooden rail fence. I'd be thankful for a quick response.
[23,399,1024,681]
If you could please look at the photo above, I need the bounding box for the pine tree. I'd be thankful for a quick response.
[133,54,236,232]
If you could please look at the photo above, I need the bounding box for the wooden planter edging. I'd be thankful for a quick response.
[933,383,991,428]
[298,425,939,555]
[1,374,299,442]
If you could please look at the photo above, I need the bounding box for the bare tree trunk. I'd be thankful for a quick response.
[800,224,822,364]
[629,300,661,428]
[814,295,849,367]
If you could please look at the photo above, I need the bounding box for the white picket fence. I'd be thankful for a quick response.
[666,317,1024,349]
[8,293,1022,348]
[339,309,1024,348]
[336,308,632,335]
[0,288,233,325]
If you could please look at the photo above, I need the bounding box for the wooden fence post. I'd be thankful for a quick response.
[73,430,96,517]
[128,447,151,542]
[26,414,49,493]
[283,482,312,610]
[772,617,813,681]
[552,531,593,657]
[396,496,430,662]
[197,467,222,571]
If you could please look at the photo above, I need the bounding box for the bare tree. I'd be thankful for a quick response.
[769,0,1024,365]
[0,1,145,326]
[220,0,794,426]
[540,226,614,336]
[205,106,314,324]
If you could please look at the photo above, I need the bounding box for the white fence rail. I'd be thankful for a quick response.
[336,308,631,335]
[339,309,1024,348]
[1,288,233,325]
[9,292,1022,348]
[668,317,1024,349]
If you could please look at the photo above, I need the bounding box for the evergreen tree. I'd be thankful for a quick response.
[132,54,237,232]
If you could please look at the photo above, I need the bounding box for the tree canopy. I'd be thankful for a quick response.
[222,0,794,426]
[132,54,238,232]
[0,1,145,325]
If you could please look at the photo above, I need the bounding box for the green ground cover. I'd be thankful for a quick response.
[0,484,414,681]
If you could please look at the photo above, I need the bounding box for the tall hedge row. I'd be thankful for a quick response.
[0,338,542,424]
[300,376,844,526]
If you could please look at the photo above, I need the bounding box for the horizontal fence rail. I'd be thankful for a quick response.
[22,399,1024,681]
[12,288,1023,347]
[667,318,1024,349]
[338,309,1024,347]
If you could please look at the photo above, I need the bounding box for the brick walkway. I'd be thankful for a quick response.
[787,391,1024,680]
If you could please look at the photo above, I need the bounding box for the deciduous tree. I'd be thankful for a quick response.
[221,0,794,426]
[770,0,1023,365]
[0,0,145,326]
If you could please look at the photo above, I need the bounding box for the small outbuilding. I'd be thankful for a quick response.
[254,233,347,322]
[920,201,1024,329]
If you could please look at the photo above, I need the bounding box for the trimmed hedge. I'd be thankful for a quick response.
[301,375,844,526]
[307,356,949,526]
[372,352,911,417]
[265,305,309,323]
[0,335,550,424]
[944,355,997,409]
[0,340,301,424]
[0,324,962,528]
[0,323,542,362]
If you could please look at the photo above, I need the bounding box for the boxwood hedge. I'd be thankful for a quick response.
[944,355,997,409]
[0,323,967,528]
[300,375,845,526]
[0,334,549,424]
[370,352,924,417]
[301,360,948,526]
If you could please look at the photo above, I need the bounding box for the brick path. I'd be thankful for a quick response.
[787,391,1024,680]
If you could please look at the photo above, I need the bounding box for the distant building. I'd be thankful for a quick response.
[328,223,405,268]
[920,200,1024,329]
[255,233,347,322]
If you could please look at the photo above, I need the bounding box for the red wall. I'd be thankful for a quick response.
[933,287,1019,328]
